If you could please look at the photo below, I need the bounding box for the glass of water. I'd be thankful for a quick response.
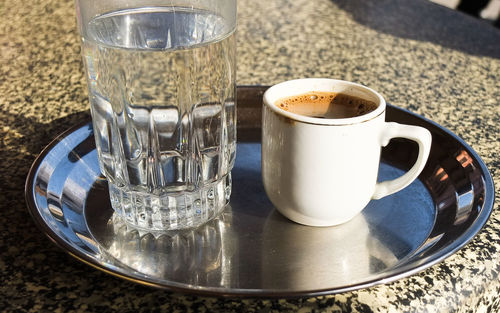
[75,0,237,232]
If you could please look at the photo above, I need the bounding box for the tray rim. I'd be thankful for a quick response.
[24,93,495,298]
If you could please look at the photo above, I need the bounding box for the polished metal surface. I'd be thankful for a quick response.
[25,86,494,297]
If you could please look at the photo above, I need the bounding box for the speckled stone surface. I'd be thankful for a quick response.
[1,0,499,312]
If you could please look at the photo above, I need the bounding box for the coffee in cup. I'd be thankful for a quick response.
[275,92,378,119]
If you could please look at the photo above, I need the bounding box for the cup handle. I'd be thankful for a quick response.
[372,122,432,200]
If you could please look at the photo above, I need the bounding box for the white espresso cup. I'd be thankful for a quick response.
[262,78,432,226]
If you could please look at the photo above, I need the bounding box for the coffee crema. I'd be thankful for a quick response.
[275,91,378,119]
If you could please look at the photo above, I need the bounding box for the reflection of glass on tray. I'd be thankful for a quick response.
[102,212,234,285]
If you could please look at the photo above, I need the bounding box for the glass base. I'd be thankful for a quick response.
[108,173,231,233]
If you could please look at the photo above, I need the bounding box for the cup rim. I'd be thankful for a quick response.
[263,78,386,125]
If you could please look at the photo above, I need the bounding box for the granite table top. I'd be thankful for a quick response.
[1,0,499,312]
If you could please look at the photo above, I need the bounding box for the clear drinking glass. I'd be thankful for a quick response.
[75,0,237,232]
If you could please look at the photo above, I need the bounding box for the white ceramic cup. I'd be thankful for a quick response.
[261,78,432,226]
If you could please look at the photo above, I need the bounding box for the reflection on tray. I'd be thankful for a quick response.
[262,210,399,289]
[98,210,237,287]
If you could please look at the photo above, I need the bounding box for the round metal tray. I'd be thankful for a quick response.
[25,86,494,297]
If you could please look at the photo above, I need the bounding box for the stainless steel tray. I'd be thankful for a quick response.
[25,86,494,297]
